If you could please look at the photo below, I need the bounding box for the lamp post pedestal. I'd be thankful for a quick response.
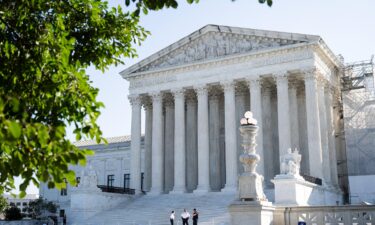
[229,112,274,225]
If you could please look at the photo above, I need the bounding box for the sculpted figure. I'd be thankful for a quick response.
[280,148,302,178]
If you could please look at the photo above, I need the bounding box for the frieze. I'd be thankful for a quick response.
[128,47,313,92]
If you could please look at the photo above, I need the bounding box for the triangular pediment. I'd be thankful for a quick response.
[121,25,320,77]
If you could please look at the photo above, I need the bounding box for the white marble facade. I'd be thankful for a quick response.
[120,25,345,196]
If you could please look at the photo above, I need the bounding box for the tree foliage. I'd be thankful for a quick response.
[0,0,272,196]
[4,206,23,221]
[0,0,148,196]
[27,197,57,219]
[0,195,9,214]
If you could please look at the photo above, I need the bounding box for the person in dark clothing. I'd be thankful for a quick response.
[192,208,199,225]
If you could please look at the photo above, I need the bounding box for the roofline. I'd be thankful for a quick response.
[120,24,321,78]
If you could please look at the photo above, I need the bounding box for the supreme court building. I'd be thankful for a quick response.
[120,25,345,196]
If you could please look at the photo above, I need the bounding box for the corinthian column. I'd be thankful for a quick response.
[186,93,198,192]
[262,87,273,186]
[143,99,152,192]
[318,79,332,186]
[248,78,264,177]
[304,69,323,179]
[164,96,174,193]
[171,89,186,193]
[149,92,164,195]
[276,72,291,158]
[222,81,238,192]
[129,95,142,193]
[325,87,339,188]
[289,84,300,150]
[194,85,210,193]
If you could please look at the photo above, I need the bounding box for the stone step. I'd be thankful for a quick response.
[78,192,234,225]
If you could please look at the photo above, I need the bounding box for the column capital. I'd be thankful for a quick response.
[274,73,289,86]
[221,80,235,92]
[273,70,288,77]
[194,85,208,97]
[301,67,322,81]
[150,92,163,103]
[171,89,185,99]
[128,94,142,106]
[246,78,262,90]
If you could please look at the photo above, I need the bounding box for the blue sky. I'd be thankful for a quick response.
[23,0,375,194]
[90,0,375,139]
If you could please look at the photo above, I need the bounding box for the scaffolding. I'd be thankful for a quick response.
[342,55,374,91]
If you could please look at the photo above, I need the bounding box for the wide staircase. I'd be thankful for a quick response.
[82,192,235,225]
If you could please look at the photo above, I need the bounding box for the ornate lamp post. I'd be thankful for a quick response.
[238,111,267,202]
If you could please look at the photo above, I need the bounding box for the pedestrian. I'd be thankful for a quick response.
[192,208,199,225]
[181,208,190,225]
[170,210,175,225]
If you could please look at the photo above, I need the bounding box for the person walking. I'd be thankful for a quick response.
[181,209,190,225]
[170,211,175,225]
[192,208,199,225]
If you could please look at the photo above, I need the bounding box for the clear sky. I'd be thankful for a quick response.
[23,0,375,195]
[90,0,375,139]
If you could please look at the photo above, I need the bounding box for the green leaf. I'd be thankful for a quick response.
[8,121,22,139]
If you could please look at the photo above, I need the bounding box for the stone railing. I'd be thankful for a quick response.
[274,205,375,225]
[97,185,135,195]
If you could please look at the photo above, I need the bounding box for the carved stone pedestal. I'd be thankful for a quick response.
[229,201,275,225]
[238,173,266,201]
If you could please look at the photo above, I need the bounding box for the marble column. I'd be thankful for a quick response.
[325,86,339,187]
[289,84,300,150]
[262,87,273,186]
[248,78,264,177]
[318,79,332,186]
[276,73,292,158]
[150,92,164,194]
[194,86,210,193]
[297,87,309,175]
[222,81,238,192]
[143,100,152,192]
[172,89,186,193]
[304,69,323,179]
[164,96,174,193]
[209,91,222,191]
[186,94,198,192]
[129,95,142,193]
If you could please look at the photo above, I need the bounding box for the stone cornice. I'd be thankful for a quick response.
[313,39,344,70]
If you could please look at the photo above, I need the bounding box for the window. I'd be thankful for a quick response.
[124,174,130,189]
[22,208,27,212]
[16,202,21,206]
[60,209,65,217]
[60,188,67,196]
[107,175,115,187]
[23,202,27,206]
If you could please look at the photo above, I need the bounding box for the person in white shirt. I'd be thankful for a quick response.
[181,209,190,225]
[170,211,175,225]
